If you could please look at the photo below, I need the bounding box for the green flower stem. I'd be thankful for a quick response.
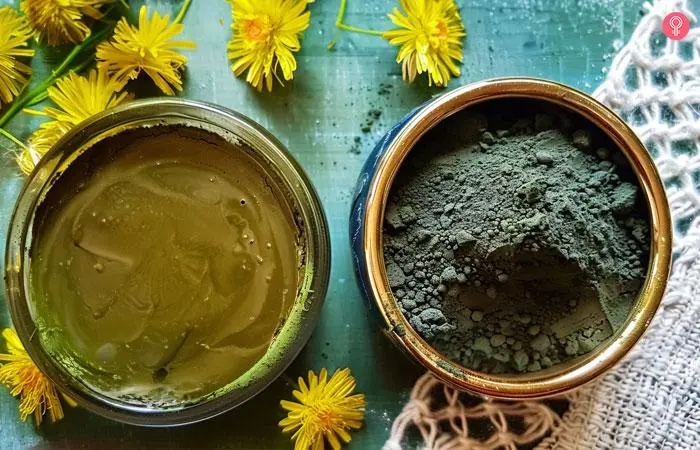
[328,0,385,49]
[0,127,28,150]
[118,0,137,24]
[22,58,94,110]
[70,57,95,75]
[336,23,385,36]
[174,0,192,25]
[24,91,49,108]
[0,25,113,129]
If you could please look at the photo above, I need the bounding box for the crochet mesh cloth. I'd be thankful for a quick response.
[384,1,700,448]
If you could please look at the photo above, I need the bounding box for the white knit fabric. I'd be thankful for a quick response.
[386,1,700,448]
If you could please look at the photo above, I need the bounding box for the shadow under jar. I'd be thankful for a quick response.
[350,78,672,399]
[5,99,330,425]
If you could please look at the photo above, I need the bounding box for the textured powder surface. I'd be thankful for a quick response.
[383,101,650,374]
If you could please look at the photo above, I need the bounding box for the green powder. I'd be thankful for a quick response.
[383,101,650,374]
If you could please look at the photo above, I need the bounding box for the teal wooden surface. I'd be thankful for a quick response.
[0,0,653,448]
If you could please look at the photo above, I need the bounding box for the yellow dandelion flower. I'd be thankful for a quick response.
[227,0,313,92]
[20,0,112,46]
[0,7,34,105]
[280,368,366,450]
[16,141,49,176]
[96,6,196,96]
[0,328,77,425]
[383,0,465,87]
[20,69,130,175]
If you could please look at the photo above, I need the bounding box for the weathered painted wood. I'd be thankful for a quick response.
[0,0,648,447]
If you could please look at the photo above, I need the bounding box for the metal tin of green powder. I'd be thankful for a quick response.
[351,78,672,399]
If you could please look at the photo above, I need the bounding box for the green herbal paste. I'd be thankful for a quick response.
[383,101,650,374]
[30,126,300,404]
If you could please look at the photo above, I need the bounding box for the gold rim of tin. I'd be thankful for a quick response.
[363,77,672,399]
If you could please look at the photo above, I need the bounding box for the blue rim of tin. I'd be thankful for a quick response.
[350,103,425,320]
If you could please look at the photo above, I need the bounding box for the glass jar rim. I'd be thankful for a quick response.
[4,98,331,426]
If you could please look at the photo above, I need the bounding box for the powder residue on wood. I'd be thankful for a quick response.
[383,102,650,373]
